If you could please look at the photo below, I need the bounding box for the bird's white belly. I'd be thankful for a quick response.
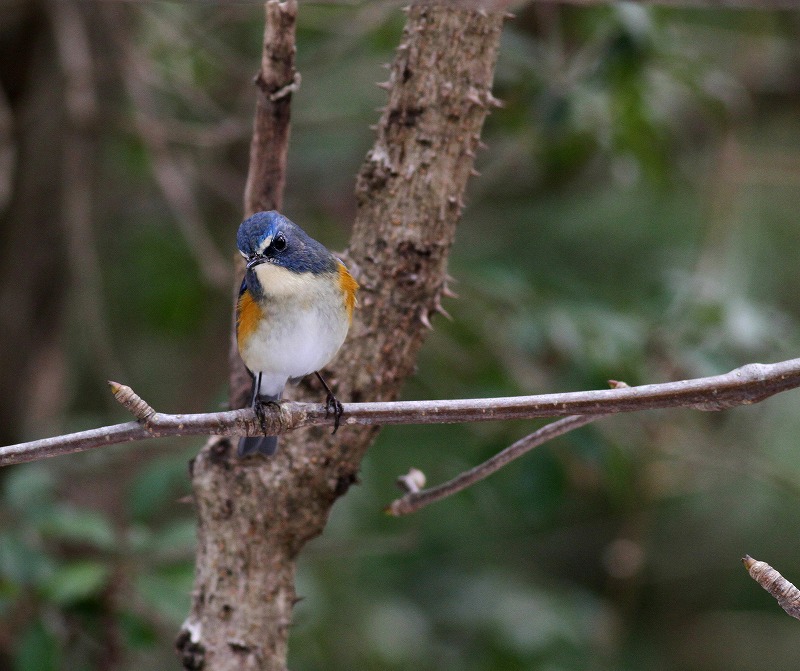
[240,286,349,397]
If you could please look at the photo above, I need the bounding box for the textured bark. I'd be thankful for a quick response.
[179,4,505,669]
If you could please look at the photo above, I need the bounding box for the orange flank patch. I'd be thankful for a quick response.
[237,288,263,351]
[337,262,359,321]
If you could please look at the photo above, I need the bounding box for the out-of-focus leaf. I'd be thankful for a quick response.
[0,532,54,587]
[3,464,55,515]
[13,620,59,671]
[120,225,206,336]
[42,561,111,605]
[148,519,196,558]
[127,455,191,522]
[119,610,159,648]
[39,506,116,550]
[134,564,194,625]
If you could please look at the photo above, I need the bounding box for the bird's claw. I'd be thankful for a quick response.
[254,398,280,435]
[325,394,344,435]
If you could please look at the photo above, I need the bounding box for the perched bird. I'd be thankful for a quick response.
[235,211,358,456]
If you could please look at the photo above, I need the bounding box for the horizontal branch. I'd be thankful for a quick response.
[541,0,800,7]
[2,358,800,467]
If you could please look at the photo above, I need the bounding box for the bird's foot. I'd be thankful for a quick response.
[315,371,343,435]
[324,393,344,435]
[254,398,281,435]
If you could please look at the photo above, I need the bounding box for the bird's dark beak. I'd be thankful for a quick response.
[246,255,266,270]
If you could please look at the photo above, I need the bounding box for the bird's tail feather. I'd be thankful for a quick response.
[238,434,278,457]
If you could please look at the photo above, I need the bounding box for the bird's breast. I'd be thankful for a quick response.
[237,267,351,379]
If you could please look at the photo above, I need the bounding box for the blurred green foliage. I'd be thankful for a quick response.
[2,1,800,669]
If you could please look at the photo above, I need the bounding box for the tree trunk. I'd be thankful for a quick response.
[178,4,506,669]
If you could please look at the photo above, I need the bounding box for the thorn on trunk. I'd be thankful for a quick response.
[420,310,433,330]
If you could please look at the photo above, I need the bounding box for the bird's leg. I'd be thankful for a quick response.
[253,398,269,436]
[315,371,343,434]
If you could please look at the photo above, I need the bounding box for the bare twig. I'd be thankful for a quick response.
[743,555,800,621]
[386,414,600,516]
[385,415,607,517]
[387,381,630,514]
[3,358,800,468]
[243,0,298,218]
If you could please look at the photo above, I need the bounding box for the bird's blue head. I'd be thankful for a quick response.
[237,211,336,276]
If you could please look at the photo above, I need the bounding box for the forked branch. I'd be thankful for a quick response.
[387,413,602,516]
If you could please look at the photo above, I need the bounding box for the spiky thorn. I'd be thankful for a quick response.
[419,309,434,330]
[433,294,453,321]
[485,92,504,109]
[441,282,459,300]
[465,88,485,107]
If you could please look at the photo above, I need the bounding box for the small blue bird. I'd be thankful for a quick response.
[235,211,358,456]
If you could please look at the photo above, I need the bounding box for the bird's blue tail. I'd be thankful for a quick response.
[238,434,278,457]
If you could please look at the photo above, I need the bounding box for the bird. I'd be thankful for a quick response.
[235,210,358,456]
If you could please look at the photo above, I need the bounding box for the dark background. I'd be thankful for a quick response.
[2,2,800,669]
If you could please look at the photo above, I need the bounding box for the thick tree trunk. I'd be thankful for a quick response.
[178,4,506,669]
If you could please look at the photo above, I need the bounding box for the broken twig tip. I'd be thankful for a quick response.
[396,467,426,494]
[608,380,630,389]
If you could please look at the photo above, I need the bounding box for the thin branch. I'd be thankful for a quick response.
[388,380,630,514]
[230,0,299,412]
[243,0,298,218]
[3,358,800,467]
[743,555,800,621]
[386,414,601,516]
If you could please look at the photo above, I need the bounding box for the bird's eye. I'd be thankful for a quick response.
[272,235,287,252]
